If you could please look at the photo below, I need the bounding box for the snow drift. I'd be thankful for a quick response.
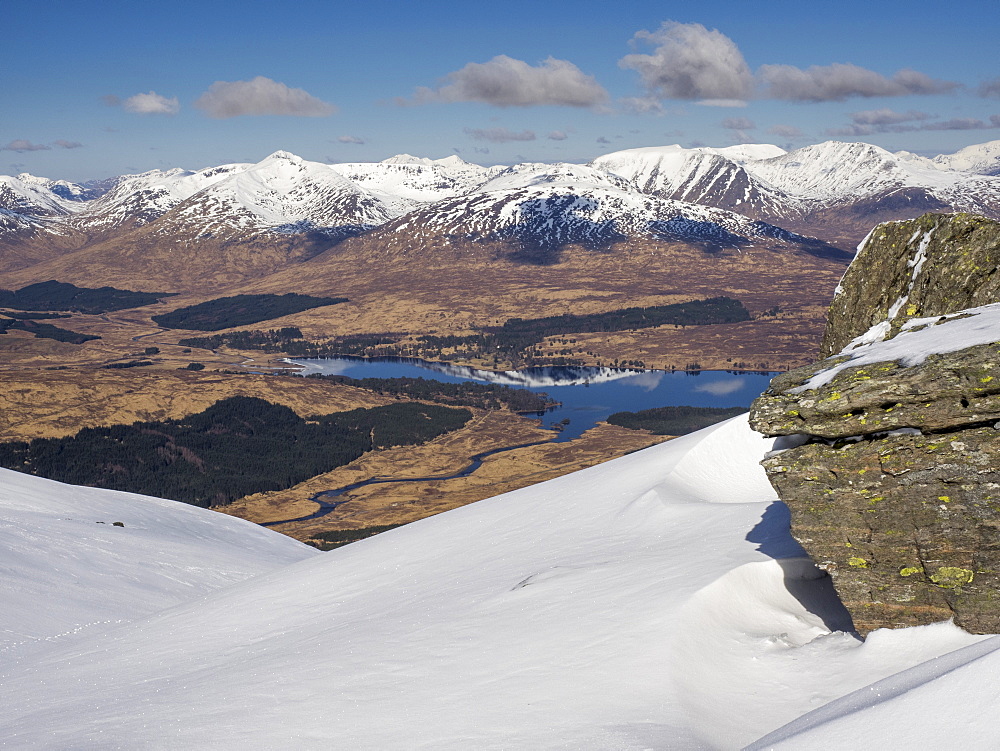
[1,414,995,749]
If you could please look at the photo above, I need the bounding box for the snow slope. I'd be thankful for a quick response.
[1,415,994,750]
[386,161,804,250]
[593,141,1000,223]
[0,468,316,660]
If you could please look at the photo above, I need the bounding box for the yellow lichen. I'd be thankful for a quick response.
[848,556,869,568]
[900,566,923,577]
[929,567,974,588]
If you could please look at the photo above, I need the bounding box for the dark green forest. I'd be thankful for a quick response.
[0,280,173,313]
[305,374,557,412]
[0,317,100,344]
[0,397,471,507]
[606,405,747,435]
[152,294,348,331]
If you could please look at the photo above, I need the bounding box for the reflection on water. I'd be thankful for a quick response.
[291,356,774,442]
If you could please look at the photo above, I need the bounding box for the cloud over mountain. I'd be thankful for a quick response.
[620,22,754,102]
[412,55,609,108]
[195,77,335,119]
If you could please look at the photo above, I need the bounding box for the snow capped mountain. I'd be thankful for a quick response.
[71,162,252,232]
[591,141,1000,245]
[0,174,81,218]
[385,160,805,252]
[932,139,1000,176]
[4,140,1000,252]
[330,154,500,210]
[2,416,997,748]
[142,151,398,241]
[590,146,794,219]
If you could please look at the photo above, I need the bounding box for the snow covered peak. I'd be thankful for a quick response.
[381,154,474,168]
[933,139,1000,176]
[152,152,397,239]
[475,162,634,193]
[262,150,305,165]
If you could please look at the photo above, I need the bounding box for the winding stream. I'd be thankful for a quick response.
[263,357,775,526]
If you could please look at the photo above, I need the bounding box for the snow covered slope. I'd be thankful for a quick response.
[143,151,397,241]
[330,154,501,210]
[0,468,316,659]
[593,141,1000,231]
[385,161,804,251]
[1,415,995,749]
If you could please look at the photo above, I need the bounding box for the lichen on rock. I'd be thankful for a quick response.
[751,212,1000,635]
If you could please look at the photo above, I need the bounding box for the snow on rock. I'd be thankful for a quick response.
[0,467,316,659]
[0,415,994,749]
[794,301,1000,392]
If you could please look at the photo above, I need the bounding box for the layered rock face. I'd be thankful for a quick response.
[750,213,1000,635]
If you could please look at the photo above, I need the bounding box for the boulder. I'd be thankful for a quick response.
[751,213,1000,634]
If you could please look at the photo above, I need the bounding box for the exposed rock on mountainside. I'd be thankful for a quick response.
[750,213,1000,635]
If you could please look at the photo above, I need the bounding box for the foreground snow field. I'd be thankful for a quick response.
[1,416,996,749]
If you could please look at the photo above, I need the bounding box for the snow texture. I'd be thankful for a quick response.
[794,301,1000,392]
[0,414,995,749]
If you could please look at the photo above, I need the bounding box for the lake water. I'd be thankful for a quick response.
[291,357,776,442]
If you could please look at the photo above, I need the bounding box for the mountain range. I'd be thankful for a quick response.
[4,140,999,259]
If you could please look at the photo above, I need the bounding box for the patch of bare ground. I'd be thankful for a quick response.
[220,417,667,543]
[0,368,396,442]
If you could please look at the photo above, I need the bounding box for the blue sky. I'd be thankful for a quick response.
[5,0,1000,181]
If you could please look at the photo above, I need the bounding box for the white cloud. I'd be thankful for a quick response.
[194,77,334,119]
[1,139,50,152]
[337,135,365,144]
[464,127,536,143]
[620,22,754,101]
[123,91,180,115]
[759,64,957,102]
[413,55,609,108]
[620,21,958,107]
[53,140,83,149]
[547,130,568,141]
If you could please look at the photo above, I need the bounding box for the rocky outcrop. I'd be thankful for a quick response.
[750,213,1000,635]
[821,212,1000,356]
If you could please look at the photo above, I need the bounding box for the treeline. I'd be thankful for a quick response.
[175,296,751,368]
[0,280,173,313]
[0,317,100,344]
[310,524,406,550]
[153,294,348,331]
[0,396,471,508]
[606,405,748,435]
[306,374,557,412]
